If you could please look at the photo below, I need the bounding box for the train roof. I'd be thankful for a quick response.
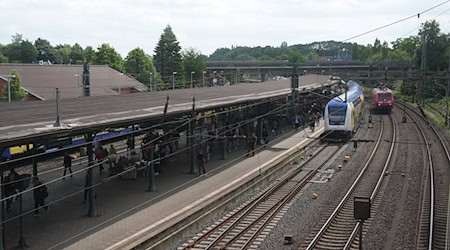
[329,80,363,105]
[372,87,393,93]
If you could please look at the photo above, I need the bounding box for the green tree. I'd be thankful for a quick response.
[3,70,26,101]
[306,50,319,61]
[182,47,206,87]
[154,25,184,85]
[84,46,95,63]
[258,55,274,61]
[235,53,255,61]
[3,33,22,62]
[19,40,38,63]
[93,43,124,72]
[34,38,58,63]
[279,49,305,63]
[3,35,38,63]
[55,44,72,64]
[418,20,449,71]
[124,48,154,87]
[391,36,420,61]
[70,43,84,64]
[0,44,8,63]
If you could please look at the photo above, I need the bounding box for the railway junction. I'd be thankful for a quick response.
[1,72,449,249]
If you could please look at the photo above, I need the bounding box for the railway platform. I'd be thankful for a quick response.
[3,121,324,250]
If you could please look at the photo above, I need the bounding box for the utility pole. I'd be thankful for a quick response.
[82,62,90,97]
[446,51,450,127]
[419,35,427,105]
[53,88,61,127]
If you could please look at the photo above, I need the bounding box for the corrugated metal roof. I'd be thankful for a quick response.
[0,64,146,100]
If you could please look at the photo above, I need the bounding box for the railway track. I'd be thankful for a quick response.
[178,140,343,250]
[301,114,396,249]
[405,105,450,250]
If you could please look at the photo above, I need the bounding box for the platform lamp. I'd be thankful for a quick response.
[172,72,177,90]
[149,72,153,92]
[190,71,195,88]
[202,71,206,87]
[74,74,80,98]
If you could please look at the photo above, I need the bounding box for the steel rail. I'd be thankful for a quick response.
[305,115,385,250]
[343,114,396,249]
[180,139,327,249]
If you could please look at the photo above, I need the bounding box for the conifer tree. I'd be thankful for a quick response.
[154,25,184,87]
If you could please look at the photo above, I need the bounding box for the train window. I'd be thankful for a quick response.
[328,106,347,125]
[379,93,392,99]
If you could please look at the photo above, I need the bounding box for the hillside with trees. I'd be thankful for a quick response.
[1,20,449,98]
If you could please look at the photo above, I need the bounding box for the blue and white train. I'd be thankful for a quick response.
[324,80,365,137]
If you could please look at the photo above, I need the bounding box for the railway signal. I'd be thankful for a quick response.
[354,197,371,250]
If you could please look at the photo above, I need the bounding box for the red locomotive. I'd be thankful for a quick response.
[372,87,394,113]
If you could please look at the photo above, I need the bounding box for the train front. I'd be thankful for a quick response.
[324,100,351,136]
[373,88,394,113]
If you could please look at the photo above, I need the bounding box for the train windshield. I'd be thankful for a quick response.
[328,106,347,125]
[379,93,392,99]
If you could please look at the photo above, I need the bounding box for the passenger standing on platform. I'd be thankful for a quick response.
[262,128,269,145]
[127,136,135,155]
[206,143,211,161]
[108,144,117,168]
[295,114,300,130]
[33,177,48,217]
[8,168,19,200]
[63,151,73,178]
[308,112,315,132]
[197,150,206,175]
[272,120,280,136]
[4,176,13,211]
[94,147,106,174]
[247,133,257,157]
[159,144,167,168]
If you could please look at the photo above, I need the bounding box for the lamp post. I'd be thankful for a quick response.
[1,74,16,103]
[149,72,153,92]
[202,71,206,87]
[190,71,195,88]
[74,74,80,98]
[172,72,177,90]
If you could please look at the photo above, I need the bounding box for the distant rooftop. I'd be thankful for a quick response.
[0,64,146,100]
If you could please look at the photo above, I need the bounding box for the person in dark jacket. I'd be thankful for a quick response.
[4,176,13,211]
[33,177,48,217]
[197,150,206,175]
[63,152,73,178]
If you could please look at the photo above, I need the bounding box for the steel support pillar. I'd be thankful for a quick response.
[148,148,156,192]
[86,133,97,217]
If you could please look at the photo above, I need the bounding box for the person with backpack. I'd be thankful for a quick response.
[33,177,48,217]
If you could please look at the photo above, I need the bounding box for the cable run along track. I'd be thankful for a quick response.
[302,114,396,249]
[178,139,343,250]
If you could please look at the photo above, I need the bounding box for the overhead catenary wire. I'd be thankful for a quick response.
[398,7,450,39]
[342,0,450,42]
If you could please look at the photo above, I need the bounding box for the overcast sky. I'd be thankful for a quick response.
[1,0,449,57]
